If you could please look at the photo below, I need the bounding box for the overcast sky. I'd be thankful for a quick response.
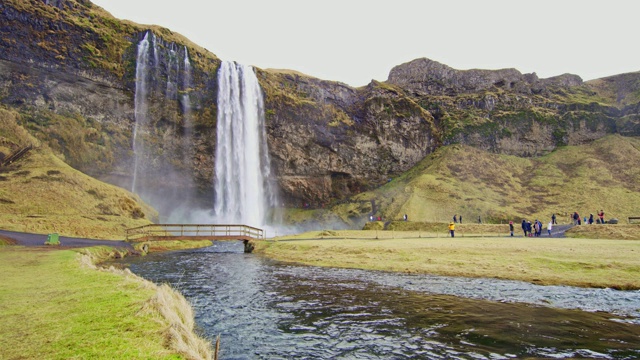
[91,0,639,87]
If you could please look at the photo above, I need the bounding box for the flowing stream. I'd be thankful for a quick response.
[118,243,640,359]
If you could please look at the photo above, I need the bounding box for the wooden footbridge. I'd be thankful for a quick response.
[125,224,265,252]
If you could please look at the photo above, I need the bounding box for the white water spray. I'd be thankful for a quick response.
[214,61,278,228]
[131,31,150,193]
[181,46,192,123]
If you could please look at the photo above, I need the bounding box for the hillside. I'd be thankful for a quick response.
[326,135,640,227]
[1,0,640,227]
[0,106,155,239]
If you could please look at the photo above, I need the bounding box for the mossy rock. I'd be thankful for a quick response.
[362,221,384,230]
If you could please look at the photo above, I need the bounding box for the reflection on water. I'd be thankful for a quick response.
[119,242,640,359]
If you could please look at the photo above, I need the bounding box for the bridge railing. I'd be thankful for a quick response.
[125,224,265,242]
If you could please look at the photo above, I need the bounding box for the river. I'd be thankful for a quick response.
[118,241,640,359]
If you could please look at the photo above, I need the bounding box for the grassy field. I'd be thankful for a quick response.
[0,246,212,360]
[255,229,640,290]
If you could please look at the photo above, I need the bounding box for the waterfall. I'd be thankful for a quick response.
[214,61,278,228]
[166,45,176,99]
[180,47,193,168]
[131,31,150,193]
[131,31,197,221]
[181,46,192,127]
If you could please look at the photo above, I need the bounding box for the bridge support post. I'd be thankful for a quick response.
[243,240,255,253]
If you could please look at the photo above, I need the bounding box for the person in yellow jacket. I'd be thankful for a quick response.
[448,222,455,237]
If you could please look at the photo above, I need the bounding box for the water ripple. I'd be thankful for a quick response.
[118,245,640,359]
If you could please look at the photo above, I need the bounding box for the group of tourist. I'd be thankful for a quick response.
[516,219,552,237]
[375,209,606,239]
[571,210,605,225]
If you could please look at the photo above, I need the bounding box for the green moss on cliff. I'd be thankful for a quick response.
[20,108,123,174]
[3,0,219,79]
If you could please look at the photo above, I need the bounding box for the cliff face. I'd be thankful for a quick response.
[1,0,639,213]
[385,58,638,156]
[0,0,221,212]
[259,71,439,206]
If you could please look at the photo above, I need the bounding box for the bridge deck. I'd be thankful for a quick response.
[125,224,264,242]
[133,235,256,242]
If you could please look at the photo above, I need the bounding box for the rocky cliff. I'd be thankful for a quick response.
[1,0,639,216]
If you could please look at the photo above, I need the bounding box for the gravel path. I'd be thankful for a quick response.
[0,229,133,249]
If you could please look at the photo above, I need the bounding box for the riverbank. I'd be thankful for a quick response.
[0,246,212,359]
[255,230,640,289]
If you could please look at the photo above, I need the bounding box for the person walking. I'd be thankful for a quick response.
[521,219,527,237]
[547,220,553,236]
[509,221,514,237]
[453,214,457,223]
[448,222,455,237]
[552,213,557,225]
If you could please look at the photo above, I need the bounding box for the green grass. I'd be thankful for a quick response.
[0,247,212,359]
[255,231,640,289]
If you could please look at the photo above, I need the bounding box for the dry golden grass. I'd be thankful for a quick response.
[133,240,214,253]
[256,230,640,289]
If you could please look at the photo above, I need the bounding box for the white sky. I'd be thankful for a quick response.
[91,0,640,87]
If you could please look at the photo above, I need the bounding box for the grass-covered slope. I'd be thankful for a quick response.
[332,135,640,225]
[0,247,212,359]
[0,107,155,239]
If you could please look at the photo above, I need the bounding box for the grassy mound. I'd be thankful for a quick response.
[0,107,156,239]
[566,224,640,240]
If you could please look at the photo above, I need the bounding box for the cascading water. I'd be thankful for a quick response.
[214,61,278,228]
[181,46,192,135]
[131,31,197,221]
[131,32,150,193]
[132,33,277,226]
[180,47,194,173]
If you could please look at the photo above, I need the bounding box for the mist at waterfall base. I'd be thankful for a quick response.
[131,33,289,233]
[179,61,286,235]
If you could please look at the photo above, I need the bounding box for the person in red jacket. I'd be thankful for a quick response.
[598,210,605,224]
